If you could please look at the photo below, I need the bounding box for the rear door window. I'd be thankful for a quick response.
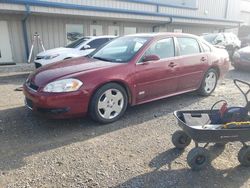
[177,37,201,56]
[201,42,211,52]
[87,38,110,49]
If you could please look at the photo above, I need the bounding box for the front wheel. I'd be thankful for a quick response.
[198,69,218,96]
[89,83,128,124]
[187,147,210,171]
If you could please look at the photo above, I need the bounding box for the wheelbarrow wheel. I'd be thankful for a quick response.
[172,130,191,149]
[187,147,210,171]
[238,146,250,166]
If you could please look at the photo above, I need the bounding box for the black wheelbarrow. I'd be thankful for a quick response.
[172,79,250,170]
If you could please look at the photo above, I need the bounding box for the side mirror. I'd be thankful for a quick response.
[142,54,160,62]
[83,44,90,50]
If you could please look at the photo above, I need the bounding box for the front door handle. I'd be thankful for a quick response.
[201,57,207,62]
[169,62,177,68]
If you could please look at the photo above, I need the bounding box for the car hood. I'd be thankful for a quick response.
[29,57,121,87]
[37,47,78,56]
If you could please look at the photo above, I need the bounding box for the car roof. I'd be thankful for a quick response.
[126,32,199,39]
[85,35,117,39]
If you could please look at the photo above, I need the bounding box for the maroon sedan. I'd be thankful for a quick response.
[23,33,229,123]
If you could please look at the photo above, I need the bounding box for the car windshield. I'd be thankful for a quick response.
[65,37,90,48]
[91,36,151,63]
[202,34,218,44]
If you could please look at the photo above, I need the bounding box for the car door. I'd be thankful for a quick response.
[174,37,208,92]
[134,37,178,103]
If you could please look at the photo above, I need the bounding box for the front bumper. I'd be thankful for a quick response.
[25,97,69,114]
[23,84,90,118]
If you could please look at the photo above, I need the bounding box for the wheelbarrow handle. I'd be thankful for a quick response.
[234,79,250,87]
[233,79,250,105]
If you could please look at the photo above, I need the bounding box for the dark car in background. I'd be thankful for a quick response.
[202,33,241,58]
[23,33,230,123]
[232,46,250,70]
[240,34,250,48]
[239,25,250,48]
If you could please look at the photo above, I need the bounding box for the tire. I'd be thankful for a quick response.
[198,69,218,96]
[187,147,210,171]
[238,147,250,166]
[172,130,191,149]
[89,83,128,124]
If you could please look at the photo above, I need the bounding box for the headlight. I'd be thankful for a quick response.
[44,54,59,60]
[43,78,83,93]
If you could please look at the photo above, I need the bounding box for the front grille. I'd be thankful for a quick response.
[35,62,42,69]
[37,107,69,114]
[25,98,33,109]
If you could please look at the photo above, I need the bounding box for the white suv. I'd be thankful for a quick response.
[34,35,116,68]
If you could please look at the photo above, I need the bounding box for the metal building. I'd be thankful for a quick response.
[0,0,245,64]
[240,0,250,25]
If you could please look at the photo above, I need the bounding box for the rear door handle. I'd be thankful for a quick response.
[201,57,207,62]
[168,62,177,68]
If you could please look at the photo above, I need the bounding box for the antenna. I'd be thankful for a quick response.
[28,32,45,63]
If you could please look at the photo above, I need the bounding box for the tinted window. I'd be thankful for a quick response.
[87,38,110,49]
[145,38,175,59]
[177,38,200,56]
[65,37,90,48]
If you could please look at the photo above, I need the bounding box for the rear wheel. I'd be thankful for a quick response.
[198,69,218,96]
[89,83,128,124]
[172,130,191,149]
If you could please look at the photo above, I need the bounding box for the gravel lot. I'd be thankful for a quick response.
[0,69,250,188]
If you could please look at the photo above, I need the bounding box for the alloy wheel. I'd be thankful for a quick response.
[204,72,217,93]
[97,89,124,119]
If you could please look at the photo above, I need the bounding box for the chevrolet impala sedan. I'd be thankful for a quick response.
[23,33,230,123]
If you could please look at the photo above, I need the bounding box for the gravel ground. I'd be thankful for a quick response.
[0,69,250,188]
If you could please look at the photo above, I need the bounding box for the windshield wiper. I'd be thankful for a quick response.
[85,54,92,58]
[93,56,114,62]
